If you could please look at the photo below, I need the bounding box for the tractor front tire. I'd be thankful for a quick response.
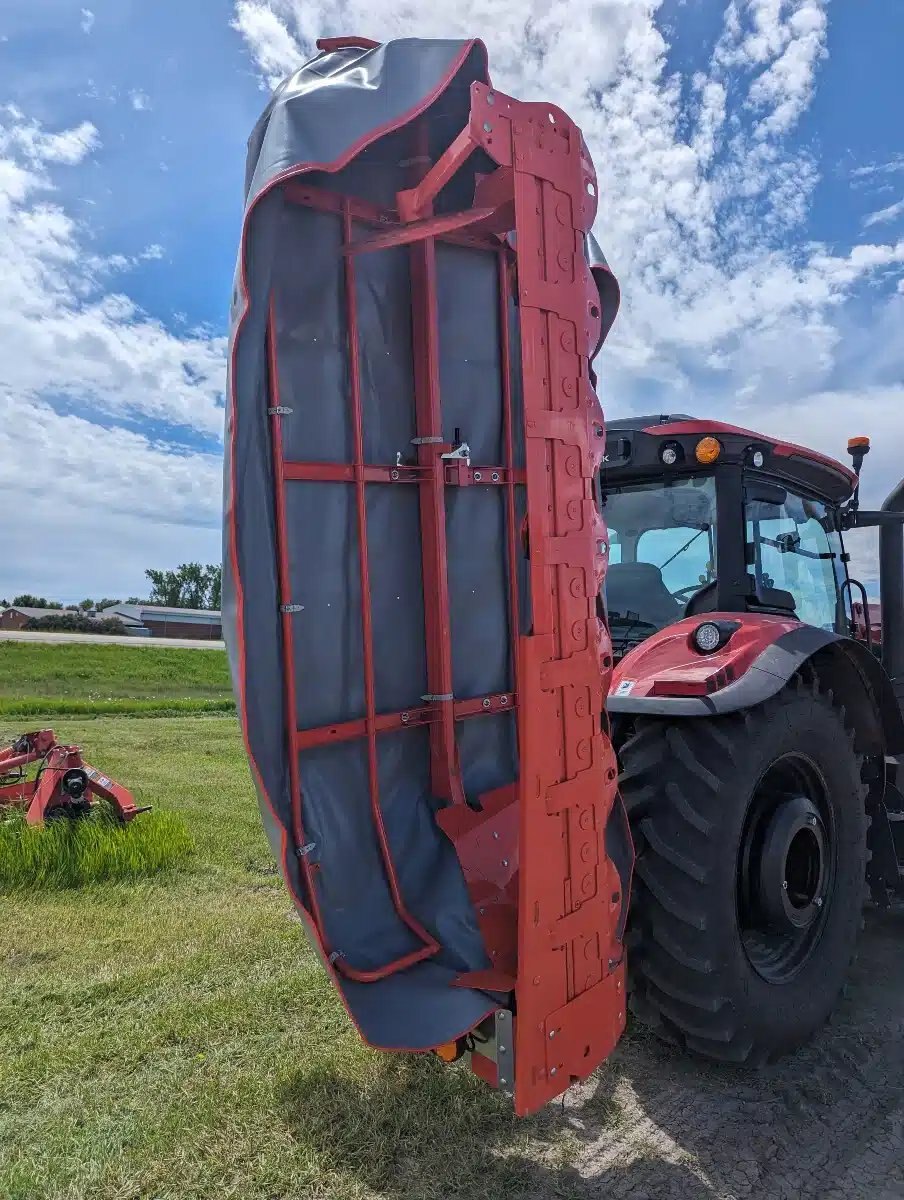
[619,678,867,1064]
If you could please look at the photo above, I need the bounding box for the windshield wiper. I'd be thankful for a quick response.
[657,527,707,572]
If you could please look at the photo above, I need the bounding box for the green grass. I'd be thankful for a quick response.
[0,809,194,890]
[0,715,587,1199]
[0,641,234,718]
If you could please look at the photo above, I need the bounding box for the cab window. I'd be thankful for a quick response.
[745,487,845,631]
[602,474,717,639]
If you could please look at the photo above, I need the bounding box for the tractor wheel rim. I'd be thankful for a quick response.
[737,753,835,984]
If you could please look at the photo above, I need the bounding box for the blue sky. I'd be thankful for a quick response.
[1,0,902,602]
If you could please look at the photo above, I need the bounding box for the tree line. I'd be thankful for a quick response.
[2,563,222,614]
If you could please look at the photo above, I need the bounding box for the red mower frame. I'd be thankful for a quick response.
[0,729,146,825]
[265,75,626,1115]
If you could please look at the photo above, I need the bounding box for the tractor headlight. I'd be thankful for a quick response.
[660,442,681,466]
[693,622,723,654]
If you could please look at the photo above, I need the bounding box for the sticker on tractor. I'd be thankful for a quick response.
[614,680,636,696]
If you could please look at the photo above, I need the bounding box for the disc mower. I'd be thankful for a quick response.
[224,35,904,1114]
[0,729,147,824]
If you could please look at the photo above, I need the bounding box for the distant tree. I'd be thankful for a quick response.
[78,599,95,612]
[145,563,222,610]
[125,597,144,605]
[0,599,8,608]
[12,594,62,610]
[95,598,122,612]
[208,565,222,610]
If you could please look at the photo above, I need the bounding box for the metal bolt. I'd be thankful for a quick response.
[493,832,499,840]
[502,859,509,867]
[482,697,491,709]
[782,880,789,890]
[483,121,492,132]
[497,1011,507,1020]
[550,1066,557,1076]
[492,471,500,481]
[499,1045,506,1053]
[815,897,823,908]
[479,907,485,915]
[548,1029,556,1039]
[391,469,399,480]
[809,816,818,826]
[501,695,508,705]
[474,471,482,481]
[499,1077,507,1085]
[487,92,495,106]
[401,712,409,724]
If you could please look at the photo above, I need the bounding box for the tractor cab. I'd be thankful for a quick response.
[599,415,861,659]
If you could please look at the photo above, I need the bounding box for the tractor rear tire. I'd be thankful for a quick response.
[619,677,867,1065]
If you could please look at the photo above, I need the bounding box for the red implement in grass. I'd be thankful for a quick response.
[0,730,147,824]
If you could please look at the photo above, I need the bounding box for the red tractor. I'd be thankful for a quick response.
[600,416,904,1063]
[225,36,904,1113]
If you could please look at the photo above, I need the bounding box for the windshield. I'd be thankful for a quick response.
[602,474,717,646]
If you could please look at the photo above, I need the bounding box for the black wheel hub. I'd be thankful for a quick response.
[757,795,828,932]
[738,754,835,983]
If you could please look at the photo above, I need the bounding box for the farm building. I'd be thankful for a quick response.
[100,604,222,640]
[0,606,63,631]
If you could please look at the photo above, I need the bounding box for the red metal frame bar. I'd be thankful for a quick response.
[407,126,468,808]
[397,124,477,221]
[344,207,496,255]
[283,183,499,254]
[282,461,524,485]
[294,691,517,751]
[498,248,521,701]
[341,199,441,966]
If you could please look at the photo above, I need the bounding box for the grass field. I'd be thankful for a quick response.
[0,646,584,1199]
[0,641,234,718]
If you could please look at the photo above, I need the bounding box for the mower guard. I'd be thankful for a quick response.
[225,36,629,1115]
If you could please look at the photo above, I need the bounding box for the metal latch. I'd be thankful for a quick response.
[441,442,471,466]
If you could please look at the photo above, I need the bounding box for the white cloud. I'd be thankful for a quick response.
[231,1,304,86]
[864,198,904,230]
[852,154,904,181]
[80,8,95,34]
[129,90,151,112]
[0,113,99,165]
[0,107,225,597]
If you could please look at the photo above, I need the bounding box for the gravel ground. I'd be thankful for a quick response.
[0,629,224,649]
[517,904,904,1199]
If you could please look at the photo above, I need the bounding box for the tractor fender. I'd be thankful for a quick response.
[608,614,904,754]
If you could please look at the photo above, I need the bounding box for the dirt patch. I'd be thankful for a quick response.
[517,905,904,1199]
